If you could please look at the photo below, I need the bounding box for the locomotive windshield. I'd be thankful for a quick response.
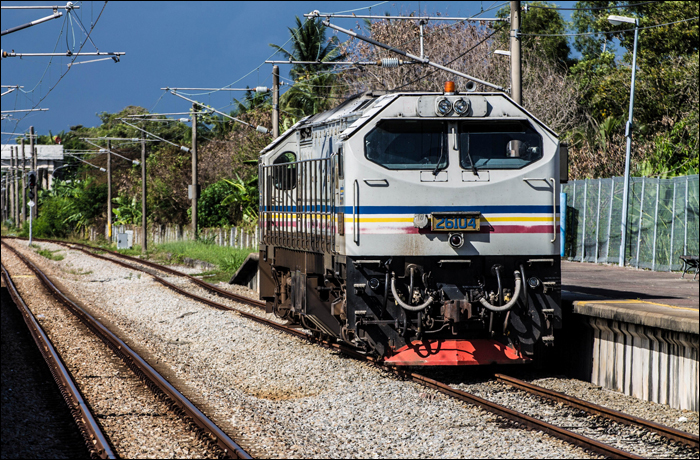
[459,121,542,170]
[365,120,447,170]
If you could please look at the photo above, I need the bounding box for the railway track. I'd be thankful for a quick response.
[1,263,115,459]
[1,240,251,459]
[495,374,699,450]
[6,236,694,458]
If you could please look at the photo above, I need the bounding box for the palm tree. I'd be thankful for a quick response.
[232,88,271,116]
[269,16,343,80]
[280,73,339,118]
[270,16,346,118]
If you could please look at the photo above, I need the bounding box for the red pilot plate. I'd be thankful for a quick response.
[384,339,531,366]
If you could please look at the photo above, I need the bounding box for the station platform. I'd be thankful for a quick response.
[562,260,699,335]
[560,260,698,411]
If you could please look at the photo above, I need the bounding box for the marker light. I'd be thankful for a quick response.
[444,81,456,93]
[454,98,470,115]
[436,98,453,116]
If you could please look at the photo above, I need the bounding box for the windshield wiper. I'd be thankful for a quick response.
[467,151,479,177]
[459,127,478,176]
[432,132,447,176]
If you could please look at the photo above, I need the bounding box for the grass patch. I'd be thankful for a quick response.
[36,248,65,261]
[191,270,234,284]
[152,241,254,278]
[116,245,144,257]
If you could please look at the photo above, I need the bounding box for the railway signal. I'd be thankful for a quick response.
[26,171,36,200]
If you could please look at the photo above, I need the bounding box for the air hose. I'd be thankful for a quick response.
[391,276,434,312]
[479,271,522,312]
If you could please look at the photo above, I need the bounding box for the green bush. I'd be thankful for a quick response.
[31,196,74,237]
[196,180,237,228]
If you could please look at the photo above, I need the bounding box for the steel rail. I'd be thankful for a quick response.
[64,241,302,338]
[496,374,700,449]
[405,371,641,459]
[1,242,252,459]
[34,237,266,310]
[4,237,643,458]
[1,263,116,459]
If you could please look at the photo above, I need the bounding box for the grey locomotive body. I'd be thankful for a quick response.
[257,86,565,365]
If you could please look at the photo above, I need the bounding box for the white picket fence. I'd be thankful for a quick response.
[80,223,259,249]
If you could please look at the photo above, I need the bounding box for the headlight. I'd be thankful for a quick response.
[448,233,464,248]
[454,98,470,115]
[436,98,453,116]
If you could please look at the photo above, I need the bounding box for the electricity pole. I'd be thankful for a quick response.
[141,133,147,254]
[13,146,19,224]
[107,139,112,241]
[273,65,279,138]
[510,0,522,105]
[191,103,198,240]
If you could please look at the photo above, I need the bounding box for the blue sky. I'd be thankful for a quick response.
[1,1,578,141]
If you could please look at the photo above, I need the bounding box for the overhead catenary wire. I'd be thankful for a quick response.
[167,1,386,100]
[154,3,391,119]
[353,1,507,57]
[66,152,106,172]
[323,20,504,90]
[164,90,270,134]
[1,1,108,145]
[118,119,192,151]
[519,16,699,37]
[81,139,141,164]
[523,1,657,11]
[390,21,508,91]
[264,1,508,104]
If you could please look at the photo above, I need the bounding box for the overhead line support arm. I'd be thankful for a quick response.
[321,20,504,91]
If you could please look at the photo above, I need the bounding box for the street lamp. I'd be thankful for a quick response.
[608,14,639,267]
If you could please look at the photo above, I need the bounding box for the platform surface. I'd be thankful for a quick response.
[562,261,699,334]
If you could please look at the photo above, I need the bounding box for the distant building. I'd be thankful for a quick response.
[1,144,64,190]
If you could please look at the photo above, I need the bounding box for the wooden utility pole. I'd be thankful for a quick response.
[13,146,19,225]
[141,133,147,254]
[21,138,26,225]
[1,170,5,222]
[191,103,198,240]
[107,139,112,241]
[273,65,280,138]
[510,0,522,105]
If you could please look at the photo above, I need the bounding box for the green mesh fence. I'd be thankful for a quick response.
[562,174,699,271]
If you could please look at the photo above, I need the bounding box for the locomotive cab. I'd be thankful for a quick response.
[258,87,563,365]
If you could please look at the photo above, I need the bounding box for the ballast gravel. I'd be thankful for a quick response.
[1,244,220,459]
[5,239,697,458]
[453,380,699,459]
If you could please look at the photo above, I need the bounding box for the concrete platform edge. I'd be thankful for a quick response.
[573,301,699,335]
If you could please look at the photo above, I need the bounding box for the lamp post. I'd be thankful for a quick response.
[609,14,639,267]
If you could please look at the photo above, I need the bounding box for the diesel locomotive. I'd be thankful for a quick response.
[257,82,567,365]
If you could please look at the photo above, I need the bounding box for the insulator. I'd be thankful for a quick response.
[381,58,400,68]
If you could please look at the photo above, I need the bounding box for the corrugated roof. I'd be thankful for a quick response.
[1,144,64,160]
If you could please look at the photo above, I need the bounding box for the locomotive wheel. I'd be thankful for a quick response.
[508,297,543,354]
[273,298,291,319]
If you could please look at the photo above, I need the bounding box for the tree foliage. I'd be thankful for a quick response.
[569,0,699,178]
[269,16,343,80]
[22,3,699,237]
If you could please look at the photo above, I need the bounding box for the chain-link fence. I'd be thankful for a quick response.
[563,174,699,271]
